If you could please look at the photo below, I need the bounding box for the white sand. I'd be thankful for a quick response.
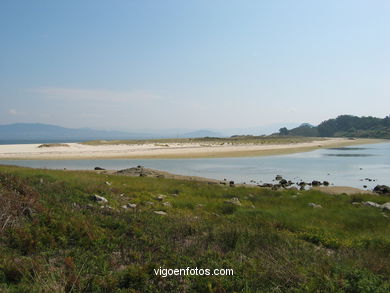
[0,138,382,160]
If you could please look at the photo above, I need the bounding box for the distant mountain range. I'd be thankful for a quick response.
[0,123,224,144]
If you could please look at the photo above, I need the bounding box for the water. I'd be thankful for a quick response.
[1,142,389,189]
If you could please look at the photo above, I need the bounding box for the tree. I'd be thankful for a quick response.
[279,127,289,136]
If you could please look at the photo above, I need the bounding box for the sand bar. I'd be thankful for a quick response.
[0,138,385,160]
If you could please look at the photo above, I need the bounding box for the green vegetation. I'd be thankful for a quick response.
[280,115,390,139]
[1,165,390,292]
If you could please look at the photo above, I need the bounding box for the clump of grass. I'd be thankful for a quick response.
[37,143,69,148]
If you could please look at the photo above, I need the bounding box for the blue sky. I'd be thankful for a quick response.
[1,0,389,131]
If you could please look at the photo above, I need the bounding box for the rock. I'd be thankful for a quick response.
[229,181,235,187]
[279,179,288,185]
[373,185,390,195]
[298,182,306,186]
[351,202,360,205]
[105,181,112,186]
[224,197,241,206]
[362,201,381,208]
[308,203,322,208]
[92,194,108,203]
[275,175,283,181]
[380,202,390,211]
[311,180,321,186]
[272,184,281,190]
[156,194,167,201]
[323,181,329,186]
[94,167,105,170]
[145,201,154,205]
[127,203,137,209]
[154,210,167,215]
[363,185,367,188]
[259,183,273,188]
[162,202,172,207]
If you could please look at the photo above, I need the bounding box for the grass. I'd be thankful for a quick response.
[1,164,390,292]
[38,143,70,148]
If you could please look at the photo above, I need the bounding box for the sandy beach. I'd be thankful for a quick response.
[0,138,384,160]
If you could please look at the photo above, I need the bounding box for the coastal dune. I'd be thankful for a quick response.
[0,138,382,160]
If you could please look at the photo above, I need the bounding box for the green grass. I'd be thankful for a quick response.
[1,165,390,292]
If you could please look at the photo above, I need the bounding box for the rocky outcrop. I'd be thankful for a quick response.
[373,185,390,195]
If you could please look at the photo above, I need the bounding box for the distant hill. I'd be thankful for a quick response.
[278,115,390,139]
[180,130,223,138]
[0,123,224,144]
[0,123,154,144]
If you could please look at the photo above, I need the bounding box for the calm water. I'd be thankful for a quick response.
[1,142,389,189]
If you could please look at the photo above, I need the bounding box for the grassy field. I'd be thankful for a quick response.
[80,136,319,146]
[1,165,390,292]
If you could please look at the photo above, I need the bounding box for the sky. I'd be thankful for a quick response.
[1,0,389,132]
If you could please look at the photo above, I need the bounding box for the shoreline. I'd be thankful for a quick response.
[0,138,386,160]
[98,167,374,195]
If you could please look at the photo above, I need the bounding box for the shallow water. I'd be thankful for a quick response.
[1,142,389,190]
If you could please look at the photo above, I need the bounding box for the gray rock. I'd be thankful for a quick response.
[362,201,381,208]
[127,203,137,209]
[380,202,390,211]
[156,194,167,201]
[92,194,108,203]
[373,185,390,195]
[162,202,172,207]
[308,203,322,208]
[105,181,112,186]
[224,197,241,206]
[154,210,167,215]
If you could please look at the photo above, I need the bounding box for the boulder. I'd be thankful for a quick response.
[362,201,381,208]
[279,179,288,185]
[308,203,322,208]
[373,185,390,195]
[92,194,108,203]
[275,175,283,181]
[224,197,241,206]
[156,194,167,201]
[380,202,390,211]
[311,180,321,186]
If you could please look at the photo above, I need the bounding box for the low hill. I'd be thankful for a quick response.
[279,115,390,138]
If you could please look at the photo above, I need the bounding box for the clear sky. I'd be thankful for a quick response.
[1,0,389,131]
